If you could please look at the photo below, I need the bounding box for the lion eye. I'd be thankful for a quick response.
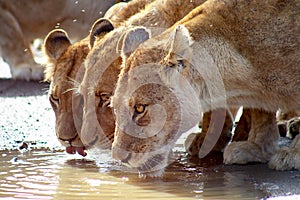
[50,94,59,103]
[178,60,185,69]
[135,104,146,114]
[98,93,111,108]
[166,60,185,70]
[49,94,59,107]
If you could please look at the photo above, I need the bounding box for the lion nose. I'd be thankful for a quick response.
[112,145,131,163]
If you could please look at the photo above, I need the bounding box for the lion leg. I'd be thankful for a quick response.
[0,8,43,81]
[224,109,279,164]
[185,108,233,157]
[269,130,300,170]
[231,107,251,141]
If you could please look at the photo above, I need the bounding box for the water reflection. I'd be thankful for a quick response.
[0,148,276,200]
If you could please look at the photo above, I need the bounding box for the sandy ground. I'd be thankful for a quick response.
[0,78,61,150]
[0,78,299,199]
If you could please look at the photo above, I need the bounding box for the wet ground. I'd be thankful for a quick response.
[0,78,300,200]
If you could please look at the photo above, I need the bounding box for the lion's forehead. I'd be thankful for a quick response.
[85,28,125,71]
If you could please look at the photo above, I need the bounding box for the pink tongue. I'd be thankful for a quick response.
[66,146,87,157]
[66,146,76,154]
[76,147,87,157]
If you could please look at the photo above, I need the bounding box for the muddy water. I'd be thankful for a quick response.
[0,148,267,200]
[0,80,300,200]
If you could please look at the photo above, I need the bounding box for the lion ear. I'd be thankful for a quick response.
[165,25,193,68]
[89,18,114,48]
[119,27,151,59]
[44,29,71,62]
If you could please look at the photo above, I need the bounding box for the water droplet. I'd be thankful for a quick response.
[138,172,147,179]
[55,23,60,29]
[81,9,85,13]
[193,190,203,194]
[99,11,103,15]
[75,1,78,4]
[23,49,28,52]
[73,19,77,22]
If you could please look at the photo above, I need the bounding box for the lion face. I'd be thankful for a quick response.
[78,19,118,149]
[79,56,121,149]
[44,29,89,156]
[112,81,183,176]
[111,27,201,176]
[44,19,116,154]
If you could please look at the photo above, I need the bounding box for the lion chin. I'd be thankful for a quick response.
[112,143,172,178]
[123,160,167,178]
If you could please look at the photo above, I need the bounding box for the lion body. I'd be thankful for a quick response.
[111,0,300,176]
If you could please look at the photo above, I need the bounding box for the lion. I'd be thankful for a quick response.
[110,0,300,177]
[0,0,120,81]
[42,0,153,155]
[43,29,89,156]
[79,0,233,153]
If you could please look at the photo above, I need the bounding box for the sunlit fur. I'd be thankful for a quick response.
[81,0,207,152]
[112,0,300,176]
[42,0,152,152]
[43,30,89,149]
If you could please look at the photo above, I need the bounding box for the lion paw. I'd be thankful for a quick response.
[269,135,300,170]
[269,147,300,170]
[223,141,267,164]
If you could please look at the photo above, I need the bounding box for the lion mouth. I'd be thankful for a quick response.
[58,134,87,157]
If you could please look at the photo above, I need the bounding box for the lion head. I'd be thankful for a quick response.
[111,27,202,177]
[43,19,114,155]
[79,22,125,150]
[44,29,89,156]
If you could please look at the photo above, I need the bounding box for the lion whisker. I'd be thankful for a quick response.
[42,87,50,95]
[62,87,80,95]
[66,77,81,87]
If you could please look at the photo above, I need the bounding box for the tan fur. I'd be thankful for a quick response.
[44,30,89,149]
[42,0,147,152]
[111,0,300,176]
[107,0,156,25]
[80,0,207,150]
[0,0,116,81]
[269,134,300,170]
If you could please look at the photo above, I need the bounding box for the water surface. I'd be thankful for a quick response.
[1,148,272,200]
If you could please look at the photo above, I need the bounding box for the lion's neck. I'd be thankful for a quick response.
[189,35,267,112]
[187,33,300,113]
